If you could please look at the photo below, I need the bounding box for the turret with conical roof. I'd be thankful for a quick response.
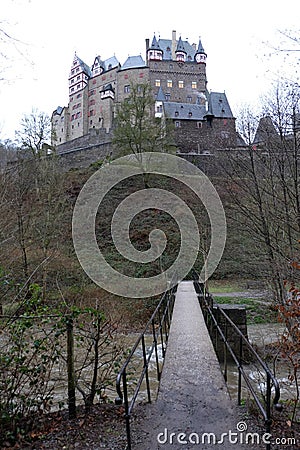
[194,38,207,64]
[147,35,163,61]
[175,36,187,62]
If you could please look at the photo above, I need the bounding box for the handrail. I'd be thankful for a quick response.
[115,281,178,450]
[192,270,282,450]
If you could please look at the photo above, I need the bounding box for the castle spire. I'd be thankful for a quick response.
[175,36,187,62]
[147,34,163,61]
[194,38,207,64]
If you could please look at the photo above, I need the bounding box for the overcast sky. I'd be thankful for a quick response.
[0,0,299,140]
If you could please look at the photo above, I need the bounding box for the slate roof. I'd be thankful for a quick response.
[156,86,166,101]
[158,38,196,61]
[253,116,278,144]
[103,56,119,71]
[76,56,92,77]
[100,83,115,93]
[150,35,162,51]
[55,106,64,115]
[163,102,207,120]
[197,38,206,55]
[208,92,233,118]
[176,36,186,53]
[120,55,146,70]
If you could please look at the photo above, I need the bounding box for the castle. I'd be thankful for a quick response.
[52,30,241,158]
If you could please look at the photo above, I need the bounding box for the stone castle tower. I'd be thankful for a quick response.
[52,31,239,154]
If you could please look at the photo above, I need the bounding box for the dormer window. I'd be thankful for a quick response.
[175,111,179,117]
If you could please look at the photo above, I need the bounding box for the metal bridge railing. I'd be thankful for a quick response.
[115,282,178,450]
[193,271,282,450]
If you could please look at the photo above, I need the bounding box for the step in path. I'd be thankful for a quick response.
[131,281,256,450]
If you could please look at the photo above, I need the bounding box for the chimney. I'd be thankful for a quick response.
[172,30,176,60]
[145,38,149,61]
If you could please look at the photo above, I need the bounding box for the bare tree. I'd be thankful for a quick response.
[15,109,52,158]
[221,82,300,303]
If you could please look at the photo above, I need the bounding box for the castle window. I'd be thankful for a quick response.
[89,99,96,106]
[175,111,179,117]
[77,75,80,81]
[156,105,162,113]
[155,79,161,87]
[197,122,203,128]
[188,112,192,117]
[175,121,181,127]
[178,80,184,88]
[124,85,130,93]
[187,96,192,103]
[76,93,81,98]
[167,80,172,88]
[165,93,170,101]
[89,89,96,96]
[221,131,229,139]
[166,46,171,52]
[192,81,197,89]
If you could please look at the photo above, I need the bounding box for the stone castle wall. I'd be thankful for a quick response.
[56,128,113,171]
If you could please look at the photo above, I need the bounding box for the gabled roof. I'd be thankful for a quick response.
[120,55,146,70]
[91,55,105,71]
[208,92,233,118]
[163,102,207,120]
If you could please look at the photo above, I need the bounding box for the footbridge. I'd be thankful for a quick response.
[116,278,282,450]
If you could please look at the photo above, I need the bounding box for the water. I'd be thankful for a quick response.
[224,323,296,401]
[0,323,294,413]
